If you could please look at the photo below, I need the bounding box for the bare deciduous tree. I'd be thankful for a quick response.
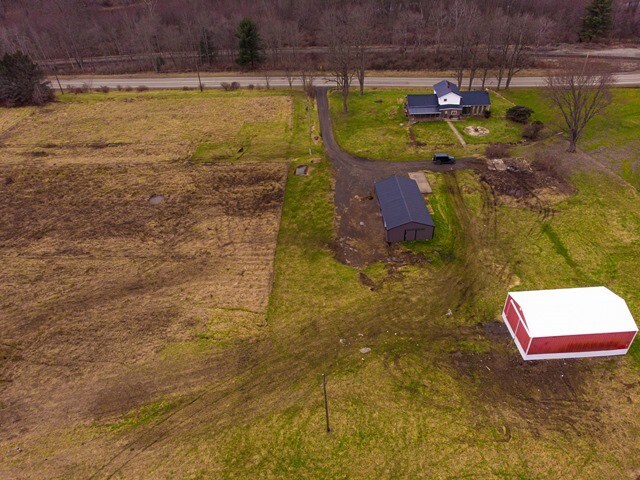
[321,8,355,112]
[450,0,479,89]
[545,60,613,153]
[282,20,303,89]
[353,4,374,96]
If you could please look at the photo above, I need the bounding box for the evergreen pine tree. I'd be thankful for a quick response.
[235,19,264,69]
[580,0,613,41]
[0,51,53,107]
[198,28,217,65]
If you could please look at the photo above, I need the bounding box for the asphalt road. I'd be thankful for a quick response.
[51,72,640,90]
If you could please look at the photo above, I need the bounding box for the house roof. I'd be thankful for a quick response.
[375,175,435,230]
[508,287,638,337]
[407,89,490,115]
[406,94,440,115]
[433,80,461,98]
[460,90,491,106]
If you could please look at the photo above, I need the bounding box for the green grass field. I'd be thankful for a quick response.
[199,148,640,478]
[3,87,640,479]
[328,89,525,160]
[503,88,640,187]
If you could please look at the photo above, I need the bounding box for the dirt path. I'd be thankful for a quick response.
[446,120,467,147]
[315,87,478,267]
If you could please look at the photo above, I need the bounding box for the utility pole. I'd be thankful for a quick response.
[53,67,64,95]
[322,373,331,433]
[196,60,203,92]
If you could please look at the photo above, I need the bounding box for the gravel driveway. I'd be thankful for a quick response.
[315,87,477,267]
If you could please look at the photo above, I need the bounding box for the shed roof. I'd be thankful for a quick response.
[508,287,638,337]
[375,175,434,230]
[460,90,491,106]
[434,80,461,98]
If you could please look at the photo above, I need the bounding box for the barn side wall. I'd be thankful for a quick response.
[386,222,435,242]
[528,331,638,355]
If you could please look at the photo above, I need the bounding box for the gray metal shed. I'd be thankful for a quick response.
[374,175,435,242]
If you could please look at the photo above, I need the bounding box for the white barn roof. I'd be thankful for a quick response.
[508,286,638,337]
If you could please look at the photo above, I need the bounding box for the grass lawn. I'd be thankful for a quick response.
[503,87,640,187]
[454,92,523,145]
[329,88,525,160]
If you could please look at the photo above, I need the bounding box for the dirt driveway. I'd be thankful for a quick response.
[316,87,478,267]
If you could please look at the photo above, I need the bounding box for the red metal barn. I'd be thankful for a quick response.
[502,287,638,360]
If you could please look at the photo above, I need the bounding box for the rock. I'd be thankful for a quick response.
[359,347,371,354]
[446,309,453,316]
[339,338,347,346]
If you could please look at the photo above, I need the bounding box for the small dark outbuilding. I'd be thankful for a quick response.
[374,175,435,242]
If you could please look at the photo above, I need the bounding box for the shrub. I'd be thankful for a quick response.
[221,81,240,91]
[532,151,571,185]
[483,109,492,119]
[247,83,254,90]
[116,85,122,91]
[96,85,110,94]
[522,120,544,140]
[182,86,192,91]
[124,85,133,92]
[69,84,90,94]
[506,105,533,124]
[136,85,149,92]
[485,143,512,159]
[0,51,53,107]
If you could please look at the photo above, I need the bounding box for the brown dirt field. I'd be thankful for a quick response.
[0,162,287,459]
[0,95,291,164]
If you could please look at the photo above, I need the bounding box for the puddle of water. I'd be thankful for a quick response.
[148,194,165,205]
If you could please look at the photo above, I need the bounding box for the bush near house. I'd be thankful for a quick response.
[522,120,544,140]
[506,105,534,124]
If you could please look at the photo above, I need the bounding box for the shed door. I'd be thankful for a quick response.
[404,229,425,241]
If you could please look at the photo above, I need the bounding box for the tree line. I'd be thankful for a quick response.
[0,0,636,77]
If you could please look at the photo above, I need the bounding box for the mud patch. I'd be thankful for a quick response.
[448,338,607,436]
[483,320,510,339]
[479,157,574,208]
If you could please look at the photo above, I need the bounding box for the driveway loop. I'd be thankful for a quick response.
[315,87,473,267]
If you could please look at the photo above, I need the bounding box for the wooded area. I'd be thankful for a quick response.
[0,0,638,75]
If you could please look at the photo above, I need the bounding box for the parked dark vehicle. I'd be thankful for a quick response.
[432,153,455,164]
